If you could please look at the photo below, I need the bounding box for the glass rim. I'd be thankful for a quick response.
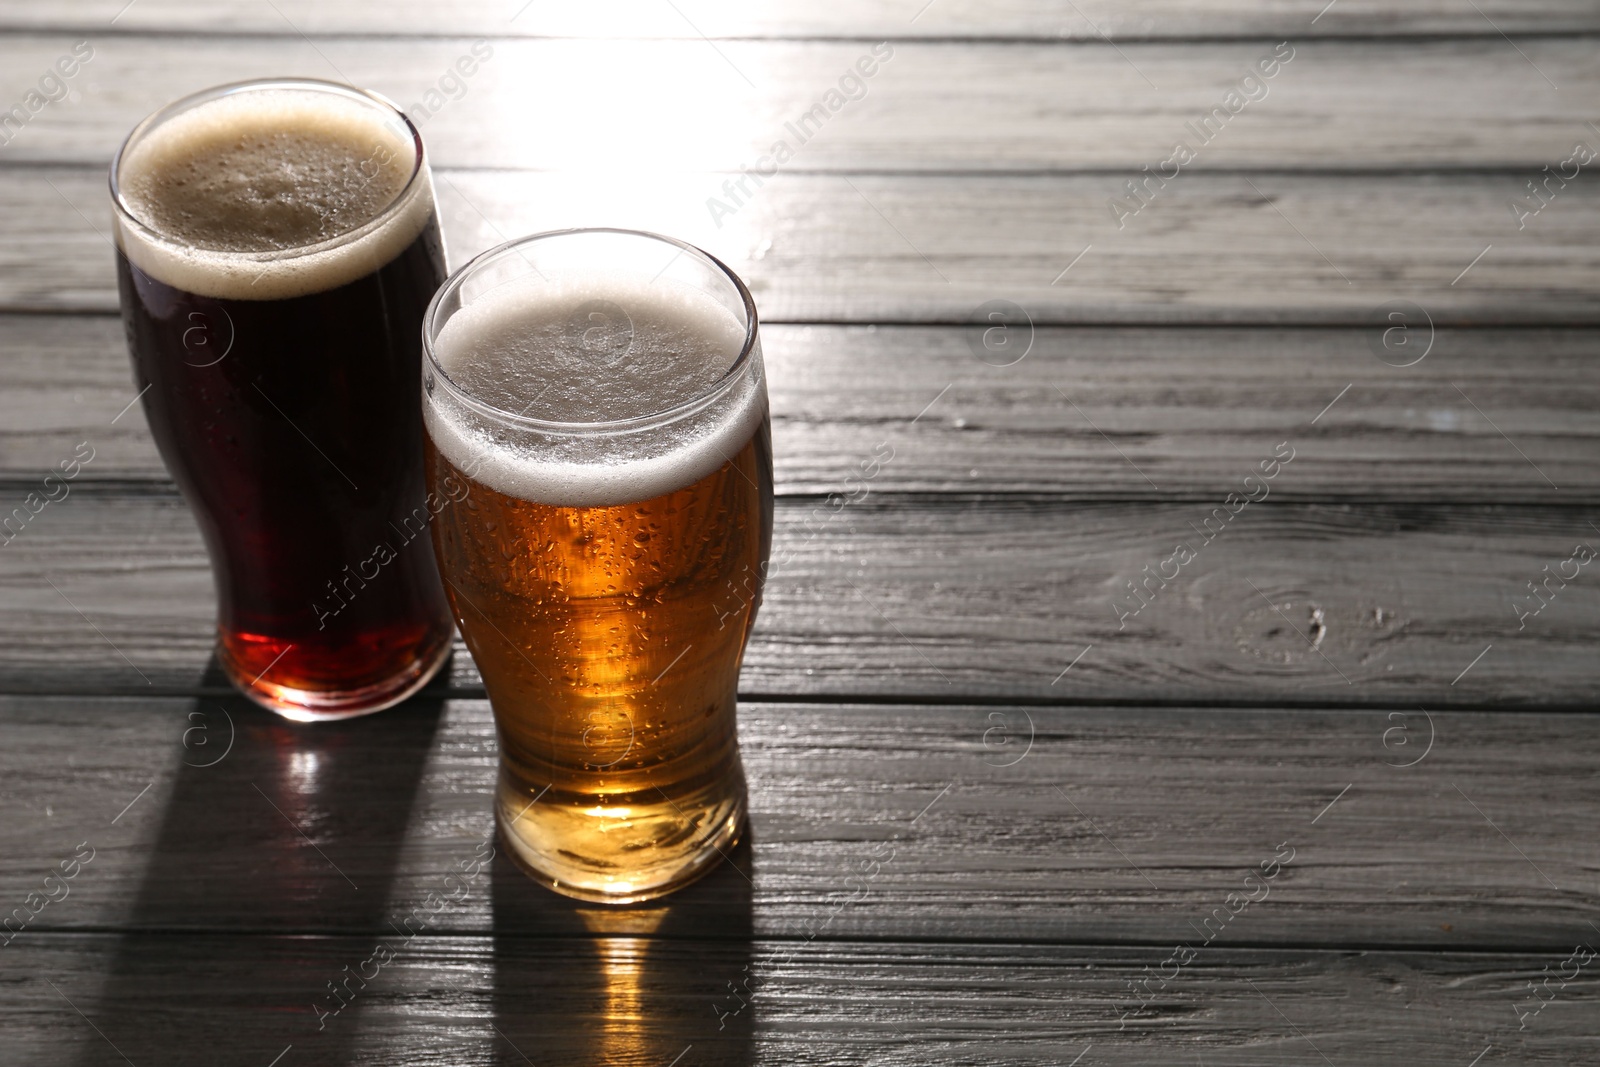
[108,77,426,264]
[422,227,761,436]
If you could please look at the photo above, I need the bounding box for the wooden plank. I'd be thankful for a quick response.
[0,491,1595,704]
[6,315,1598,502]
[5,933,1598,1064]
[5,694,1598,947]
[1,0,1593,38]
[9,168,1600,323]
[1,36,1595,170]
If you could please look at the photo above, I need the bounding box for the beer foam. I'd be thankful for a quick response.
[426,273,765,507]
[114,86,432,300]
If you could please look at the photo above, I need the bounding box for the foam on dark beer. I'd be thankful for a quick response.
[113,86,432,301]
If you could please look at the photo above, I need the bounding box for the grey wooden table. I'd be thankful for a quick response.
[3,2,1598,1063]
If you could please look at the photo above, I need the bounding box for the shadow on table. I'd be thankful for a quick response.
[66,652,755,1066]
[70,654,447,1067]
[487,820,757,1067]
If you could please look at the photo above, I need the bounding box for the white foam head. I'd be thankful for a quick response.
[112,80,433,301]
[424,249,766,508]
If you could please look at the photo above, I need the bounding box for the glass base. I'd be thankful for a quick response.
[497,776,747,904]
[220,630,453,722]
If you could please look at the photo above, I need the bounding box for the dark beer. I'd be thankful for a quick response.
[112,80,454,719]
[422,231,771,901]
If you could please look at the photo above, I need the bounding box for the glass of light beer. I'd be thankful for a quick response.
[111,80,455,720]
[422,229,772,902]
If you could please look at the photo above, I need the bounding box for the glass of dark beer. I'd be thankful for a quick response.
[111,79,455,720]
[422,229,773,902]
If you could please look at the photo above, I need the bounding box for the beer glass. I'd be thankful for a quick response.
[112,80,454,719]
[422,229,772,902]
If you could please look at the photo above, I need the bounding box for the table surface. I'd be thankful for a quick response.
[3,3,1598,1064]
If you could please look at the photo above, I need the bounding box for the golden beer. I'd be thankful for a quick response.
[422,230,771,902]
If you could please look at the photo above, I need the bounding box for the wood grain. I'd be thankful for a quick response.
[4,315,1596,502]
[1,36,1595,170]
[8,168,1600,323]
[0,491,1595,705]
[0,0,1594,1058]
[4,934,1598,1065]
[0,695,1597,952]
[2,0,1593,38]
